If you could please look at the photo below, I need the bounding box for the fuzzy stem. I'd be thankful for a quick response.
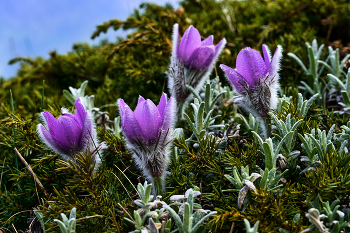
[153,177,164,196]
[177,102,186,121]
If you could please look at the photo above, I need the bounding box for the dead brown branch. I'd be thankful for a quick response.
[14,148,50,200]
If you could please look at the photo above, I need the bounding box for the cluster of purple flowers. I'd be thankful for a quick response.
[37,24,282,194]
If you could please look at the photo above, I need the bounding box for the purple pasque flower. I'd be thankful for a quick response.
[118,93,176,193]
[177,26,223,70]
[168,24,226,104]
[220,45,282,119]
[37,98,106,170]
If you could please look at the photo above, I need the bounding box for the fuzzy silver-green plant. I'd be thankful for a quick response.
[183,79,227,142]
[288,39,324,96]
[298,125,339,174]
[125,182,171,233]
[269,112,302,158]
[296,93,319,118]
[183,98,213,142]
[33,209,50,232]
[303,200,350,233]
[304,125,336,159]
[276,95,292,113]
[244,219,259,233]
[302,208,327,233]
[63,80,89,104]
[335,121,350,150]
[63,80,98,112]
[224,166,286,209]
[252,131,293,170]
[239,113,260,136]
[298,132,319,174]
[163,188,217,233]
[321,46,349,88]
[53,207,77,233]
[328,69,350,110]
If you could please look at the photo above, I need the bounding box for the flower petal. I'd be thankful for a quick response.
[137,96,146,105]
[37,124,67,156]
[41,111,58,136]
[220,64,247,92]
[134,100,162,145]
[187,46,215,70]
[171,24,179,60]
[118,99,127,116]
[236,47,268,87]
[269,45,283,79]
[262,44,271,70]
[121,106,143,144]
[178,25,201,63]
[214,38,226,57]
[161,96,176,131]
[78,110,95,152]
[201,35,213,46]
[133,96,146,113]
[157,93,167,120]
[54,114,82,153]
[74,98,86,127]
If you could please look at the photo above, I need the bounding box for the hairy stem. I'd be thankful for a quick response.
[176,102,186,121]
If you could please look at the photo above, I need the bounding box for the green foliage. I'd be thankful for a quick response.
[124,182,171,233]
[238,113,260,137]
[304,150,350,202]
[288,39,328,106]
[183,79,226,142]
[270,112,302,158]
[223,166,286,209]
[337,69,350,109]
[2,0,350,232]
[41,152,131,232]
[304,199,350,232]
[252,131,292,170]
[323,47,350,82]
[210,183,305,232]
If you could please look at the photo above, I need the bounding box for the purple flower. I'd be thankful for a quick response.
[37,99,105,169]
[220,45,282,119]
[168,24,226,105]
[177,26,225,70]
[118,93,176,194]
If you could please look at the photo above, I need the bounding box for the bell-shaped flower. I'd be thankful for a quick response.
[221,45,282,118]
[118,93,176,195]
[220,45,282,137]
[37,98,106,170]
[168,24,226,107]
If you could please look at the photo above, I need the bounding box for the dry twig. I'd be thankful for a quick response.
[14,148,50,200]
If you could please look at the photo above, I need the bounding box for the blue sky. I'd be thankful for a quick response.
[0,0,179,79]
